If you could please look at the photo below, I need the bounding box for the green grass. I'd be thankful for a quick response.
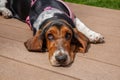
[64,0,120,10]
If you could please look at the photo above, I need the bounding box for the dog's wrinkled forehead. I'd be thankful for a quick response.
[43,19,74,34]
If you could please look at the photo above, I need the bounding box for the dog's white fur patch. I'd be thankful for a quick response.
[74,18,104,43]
[33,8,63,31]
[0,0,12,18]
[0,0,7,7]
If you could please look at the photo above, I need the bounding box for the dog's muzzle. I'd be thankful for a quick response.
[50,48,71,67]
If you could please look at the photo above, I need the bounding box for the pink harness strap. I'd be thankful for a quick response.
[26,0,37,30]
[31,0,37,6]
[57,0,74,21]
[26,16,32,30]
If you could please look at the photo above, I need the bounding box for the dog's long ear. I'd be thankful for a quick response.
[24,30,43,52]
[72,28,89,53]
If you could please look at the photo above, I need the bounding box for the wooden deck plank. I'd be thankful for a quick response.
[0,37,120,80]
[0,56,76,80]
[0,23,32,42]
[0,17,28,29]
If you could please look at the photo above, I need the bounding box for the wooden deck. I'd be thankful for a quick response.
[0,3,120,80]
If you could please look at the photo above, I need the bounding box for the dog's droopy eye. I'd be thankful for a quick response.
[47,34,54,41]
[65,33,71,40]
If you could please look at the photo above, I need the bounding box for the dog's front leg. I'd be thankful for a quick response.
[74,18,104,43]
[0,0,12,18]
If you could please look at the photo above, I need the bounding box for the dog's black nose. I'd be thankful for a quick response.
[55,54,67,63]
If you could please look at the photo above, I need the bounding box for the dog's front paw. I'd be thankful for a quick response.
[2,8,13,18]
[88,31,104,43]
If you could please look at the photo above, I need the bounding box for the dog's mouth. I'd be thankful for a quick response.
[50,59,72,67]
[55,62,70,67]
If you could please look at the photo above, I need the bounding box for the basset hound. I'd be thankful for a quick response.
[0,0,104,66]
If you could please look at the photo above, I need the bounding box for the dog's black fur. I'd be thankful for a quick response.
[6,0,31,20]
[6,0,75,34]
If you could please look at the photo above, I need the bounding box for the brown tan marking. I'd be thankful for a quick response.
[24,30,43,51]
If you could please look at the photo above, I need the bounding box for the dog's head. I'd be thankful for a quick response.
[24,19,89,66]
